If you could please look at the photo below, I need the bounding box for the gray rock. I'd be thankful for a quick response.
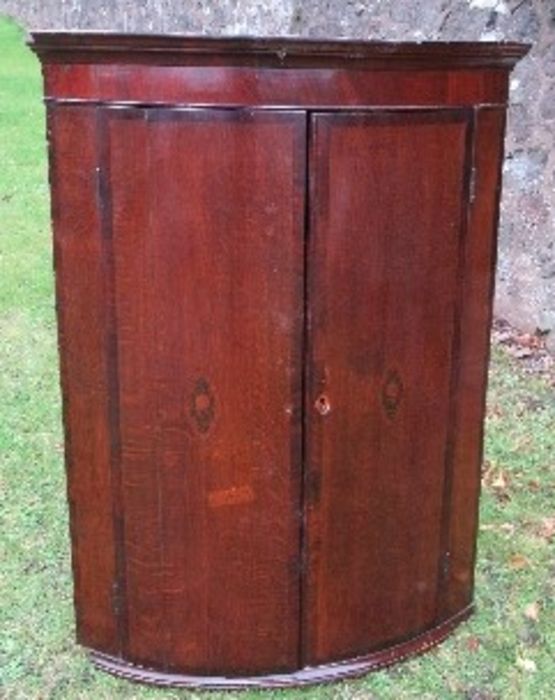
[540,80,555,119]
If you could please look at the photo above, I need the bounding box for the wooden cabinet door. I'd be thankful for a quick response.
[57,106,307,674]
[303,110,473,664]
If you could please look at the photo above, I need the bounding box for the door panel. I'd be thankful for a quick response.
[103,108,306,673]
[304,110,471,664]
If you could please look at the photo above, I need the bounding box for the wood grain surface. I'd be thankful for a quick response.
[48,104,120,653]
[30,32,529,68]
[104,108,306,673]
[41,64,511,109]
[37,34,525,685]
[304,110,471,664]
[440,107,507,618]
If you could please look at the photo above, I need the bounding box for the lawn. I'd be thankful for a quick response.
[1,15,554,700]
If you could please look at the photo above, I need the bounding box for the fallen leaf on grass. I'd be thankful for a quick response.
[482,462,511,500]
[524,602,540,622]
[516,656,537,672]
[466,635,480,652]
[538,517,555,541]
[516,333,543,350]
[492,470,509,490]
[506,332,545,360]
[479,522,515,535]
[508,553,529,570]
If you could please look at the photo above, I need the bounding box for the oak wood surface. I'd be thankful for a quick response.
[41,64,510,109]
[440,107,507,618]
[304,110,471,664]
[34,33,527,686]
[30,32,529,69]
[48,104,120,653]
[90,605,472,689]
[104,107,306,674]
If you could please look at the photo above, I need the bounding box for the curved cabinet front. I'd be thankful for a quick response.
[35,33,526,688]
[304,110,472,665]
[49,105,307,676]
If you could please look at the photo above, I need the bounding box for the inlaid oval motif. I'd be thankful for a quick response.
[190,377,215,433]
[382,369,403,419]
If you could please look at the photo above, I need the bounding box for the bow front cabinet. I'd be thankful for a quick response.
[31,33,527,688]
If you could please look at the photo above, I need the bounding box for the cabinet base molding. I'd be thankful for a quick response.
[89,604,473,689]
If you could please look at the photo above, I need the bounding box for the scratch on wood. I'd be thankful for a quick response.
[208,484,255,508]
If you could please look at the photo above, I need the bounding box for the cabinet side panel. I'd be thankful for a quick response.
[107,109,305,674]
[48,105,119,653]
[441,108,507,617]
[305,111,470,664]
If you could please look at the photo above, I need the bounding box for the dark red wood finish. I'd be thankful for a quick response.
[29,33,527,66]
[304,110,472,664]
[89,604,472,689]
[106,107,305,674]
[48,105,120,655]
[440,107,508,618]
[33,35,525,109]
[40,64,510,109]
[32,32,527,688]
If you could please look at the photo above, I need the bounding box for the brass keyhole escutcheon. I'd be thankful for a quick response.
[315,393,331,416]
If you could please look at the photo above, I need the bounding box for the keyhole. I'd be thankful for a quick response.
[315,394,331,416]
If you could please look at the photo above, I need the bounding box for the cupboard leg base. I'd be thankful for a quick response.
[89,604,473,689]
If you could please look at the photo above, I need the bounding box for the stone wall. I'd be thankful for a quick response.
[1,0,553,347]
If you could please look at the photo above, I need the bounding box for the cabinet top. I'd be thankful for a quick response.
[30,32,528,69]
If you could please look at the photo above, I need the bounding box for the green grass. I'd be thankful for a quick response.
[1,16,554,700]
